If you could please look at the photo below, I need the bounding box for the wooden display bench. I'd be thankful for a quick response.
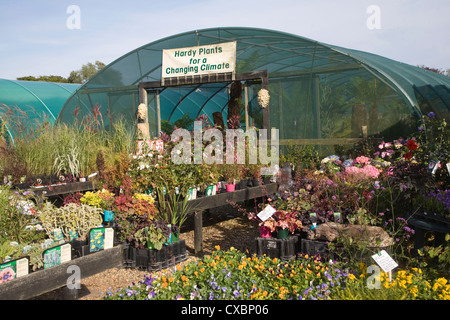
[0,183,277,299]
[184,183,278,256]
[0,245,124,300]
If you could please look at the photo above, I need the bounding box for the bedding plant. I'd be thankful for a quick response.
[104,246,450,300]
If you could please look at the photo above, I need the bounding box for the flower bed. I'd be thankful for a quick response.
[103,246,450,300]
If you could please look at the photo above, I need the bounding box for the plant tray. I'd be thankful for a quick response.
[299,238,332,259]
[124,240,187,272]
[255,236,299,261]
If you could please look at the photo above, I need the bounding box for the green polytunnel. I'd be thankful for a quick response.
[0,79,80,144]
[57,27,450,149]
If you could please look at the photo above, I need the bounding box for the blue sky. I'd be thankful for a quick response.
[1,0,449,80]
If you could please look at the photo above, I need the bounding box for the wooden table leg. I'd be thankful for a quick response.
[194,211,203,256]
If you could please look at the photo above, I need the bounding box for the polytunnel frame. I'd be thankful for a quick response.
[137,70,269,137]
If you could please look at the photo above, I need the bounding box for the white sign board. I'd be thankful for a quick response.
[371,250,398,273]
[162,41,236,79]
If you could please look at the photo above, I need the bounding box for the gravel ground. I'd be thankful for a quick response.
[32,202,261,300]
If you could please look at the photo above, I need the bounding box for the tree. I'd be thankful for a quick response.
[16,61,106,84]
[68,61,106,84]
[16,75,69,83]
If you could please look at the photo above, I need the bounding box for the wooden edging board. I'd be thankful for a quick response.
[0,245,124,300]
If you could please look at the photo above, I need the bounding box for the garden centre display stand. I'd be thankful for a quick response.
[0,245,124,300]
[182,182,278,256]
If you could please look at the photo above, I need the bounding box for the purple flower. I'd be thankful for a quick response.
[427,112,436,118]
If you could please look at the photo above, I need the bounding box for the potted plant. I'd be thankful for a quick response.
[37,202,104,256]
[260,210,303,239]
[133,224,168,250]
[221,164,242,192]
[248,163,262,187]
[80,189,115,223]
[155,188,195,243]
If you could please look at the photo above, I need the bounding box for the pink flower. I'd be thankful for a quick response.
[345,166,361,175]
[355,156,371,164]
[362,165,380,179]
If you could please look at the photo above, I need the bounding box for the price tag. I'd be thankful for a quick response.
[371,250,398,273]
[257,205,276,222]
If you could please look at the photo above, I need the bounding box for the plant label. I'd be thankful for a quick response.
[43,243,71,269]
[89,227,114,252]
[257,205,276,222]
[428,160,440,175]
[0,257,29,281]
[371,250,398,273]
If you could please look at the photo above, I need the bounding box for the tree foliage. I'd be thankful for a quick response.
[68,60,106,83]
[16,61,106,84]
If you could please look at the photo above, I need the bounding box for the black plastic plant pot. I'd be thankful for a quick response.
[255,236,299,261]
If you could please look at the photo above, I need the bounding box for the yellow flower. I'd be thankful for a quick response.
[409,287,418,298]
[214,245,220,251]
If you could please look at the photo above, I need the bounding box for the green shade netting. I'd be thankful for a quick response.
[57,27,450,142]
[0,79,80,143]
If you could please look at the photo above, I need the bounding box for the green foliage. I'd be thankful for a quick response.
[0,186,43,243]
[16,75,69,83]
[0,241,45,271]
[161,114,194,135]
[68,61,106,84]
[133,225,167,250]
[414,234,450,279]
[280,143,319,171]
[37,202,103,242]
[0,116,136,182]
[156,188,196,231]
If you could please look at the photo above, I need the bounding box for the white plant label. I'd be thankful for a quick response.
[257,205,276,222]
[371,250,398,273]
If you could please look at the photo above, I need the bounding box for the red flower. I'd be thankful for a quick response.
[406,140,418,151]
[403,152,413,160]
